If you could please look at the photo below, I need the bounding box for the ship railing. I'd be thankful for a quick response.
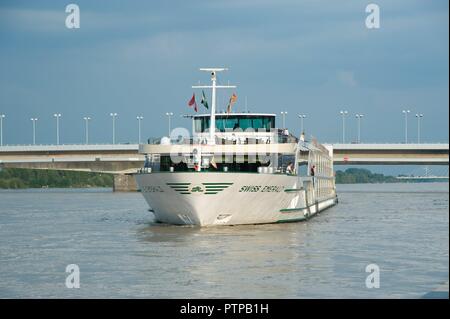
[146,132,299,146]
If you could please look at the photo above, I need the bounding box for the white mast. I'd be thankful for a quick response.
[192,68,236,145]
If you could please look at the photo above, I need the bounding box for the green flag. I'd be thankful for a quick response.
[201,90,209,109]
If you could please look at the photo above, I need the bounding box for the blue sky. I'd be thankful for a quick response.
[0,0,448,145]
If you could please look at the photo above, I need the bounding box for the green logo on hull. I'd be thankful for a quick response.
[166,183,233,195]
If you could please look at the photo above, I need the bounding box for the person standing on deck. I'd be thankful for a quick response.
[286,162,295,175]
[310,165,316,186]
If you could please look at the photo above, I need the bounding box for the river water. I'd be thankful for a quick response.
[0,183,448,298]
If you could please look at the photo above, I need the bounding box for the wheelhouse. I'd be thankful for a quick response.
[191,113,295,145]
[193,113,275,133]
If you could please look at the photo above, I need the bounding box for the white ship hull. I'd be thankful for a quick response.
[135,172,337,226]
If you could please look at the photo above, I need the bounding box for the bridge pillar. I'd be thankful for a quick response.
[113,174,138,192]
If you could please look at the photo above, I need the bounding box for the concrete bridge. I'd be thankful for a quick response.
[332,143,449,165]
[0,143,448,191]
[0,144,143,174]
[0,144,143,191]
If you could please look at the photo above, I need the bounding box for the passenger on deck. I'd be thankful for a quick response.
[310,165,316,177]
[310,165,316,186]
[286,162,295,175]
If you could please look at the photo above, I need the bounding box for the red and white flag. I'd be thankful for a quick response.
[188,93,198,112]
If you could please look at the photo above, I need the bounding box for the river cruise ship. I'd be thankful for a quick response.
[134,68,337,226]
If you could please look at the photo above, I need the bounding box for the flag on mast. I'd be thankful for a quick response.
[201,90,209,109]
[188,93,198,112]
[227,93,237,114]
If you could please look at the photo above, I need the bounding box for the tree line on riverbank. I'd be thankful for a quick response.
[0,168,113,189]
[335,168,399,184]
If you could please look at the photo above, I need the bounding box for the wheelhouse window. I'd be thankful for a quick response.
[194,115,275,132]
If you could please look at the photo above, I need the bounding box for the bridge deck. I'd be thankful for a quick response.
[331,143,449,165]
[0,143,448,173]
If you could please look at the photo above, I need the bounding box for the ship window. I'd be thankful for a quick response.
[298,162,308,176]
[194,117,211,133]
[251,118,263,130]
[239,118,251,130]
[203,118,210,132]
[263,117,274,130]
[194,118,202,133]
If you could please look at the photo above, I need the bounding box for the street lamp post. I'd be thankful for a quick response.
[280,111,288,129]
[110,113,118,144]
[53,113,62,145]
[83,117,91,144]
[402,110,410,143]
[0,114,5,146]
[31,118,38,145]
[415,113,423,143]
[165,112,173,137]
[136,116,144,144]
[340,110,348,143]
[298,114,306,134]
[355,114,364,143]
